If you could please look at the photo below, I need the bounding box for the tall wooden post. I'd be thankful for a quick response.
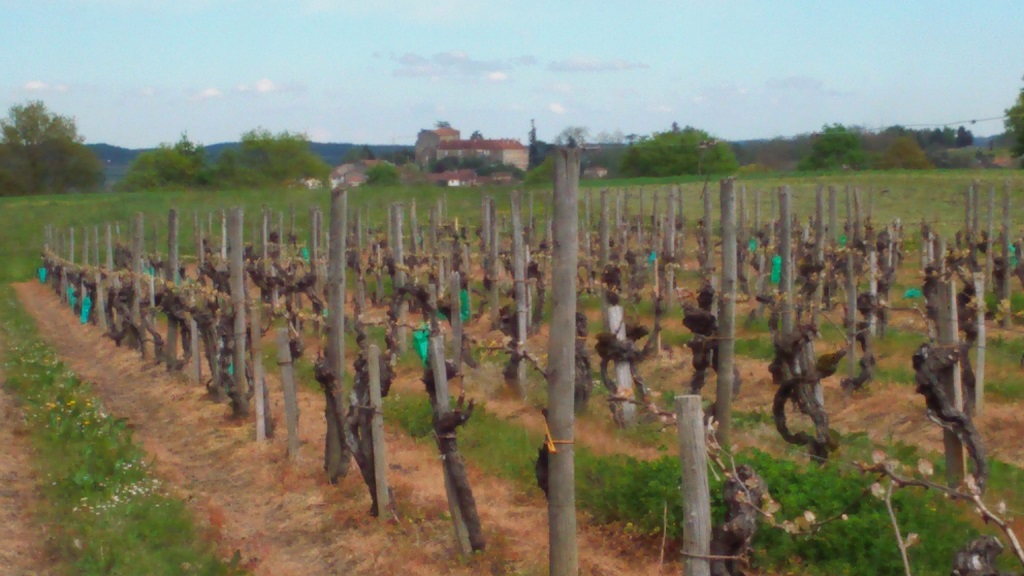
[812,186,825,327]
[368,343,390,514]
[702,181,713,279]
[511,189,528,396]
[716,178,736,449]
[326,188,350,479]
[828,186,838,245]
[409,199,419,255]
[845,196,857,379]
[94,226,107,331]
[429,334,473,555]
[676,395,711,576]
[488,198,500,328]
[937,276,966,487]
[220,209,227,259]
[276,328,301,461]
[664,187,677,311]
[228,207,249,416]
[548,147,580,576]
[132,213,147,358]
[392,203,408,352]
[985,185,995,286]
[1002,181,1012,329]
[973,273,986,415]
[779,187,794,335]
[252,300,267,441]
[450,271,463,370]
[165,209,179,370]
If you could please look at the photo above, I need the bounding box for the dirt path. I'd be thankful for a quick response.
[16,282,673,575]
[0,344,57,575]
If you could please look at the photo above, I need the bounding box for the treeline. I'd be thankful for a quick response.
[1,101,105,196]
[733,124,1015,172]
[118,129,330,191]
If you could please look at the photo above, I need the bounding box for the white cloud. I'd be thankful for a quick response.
[547,57,648,73]
[549,102,566,114]
[23,81,68,93]
[237,78,278,93]
[649,105,673,113]
[190,87,222,101]
[392,50,535,80]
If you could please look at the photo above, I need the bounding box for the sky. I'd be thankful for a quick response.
[2,0,1023,148]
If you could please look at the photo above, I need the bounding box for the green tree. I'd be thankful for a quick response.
[524,155,554,185]
[232,128,330,184]
[797,124,867,171]
[0,100,103,195]
[366,162,399,186]
[619,127,737,177]
[1006,76,1024,159]
[119,133,211,190]
[876,136,934,169]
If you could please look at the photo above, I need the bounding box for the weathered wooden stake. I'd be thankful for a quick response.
[252,300,267,441]
[1001,181,1012,329]
[165,209,179,370]
[779,187,794,335]
[937,276,966,487]
[548,147,580,576]
[228,207,249,416]
[974,273,986,415]
[511,189,528,396]
[676,395,711,576]
[276,328,301,461]
[132,213,147,358]
[367,343,390,514]
[326,188,350,478]
[450,271,463,371]
[716,178,737,449]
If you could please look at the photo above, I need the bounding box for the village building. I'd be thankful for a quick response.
[415,126,528,172]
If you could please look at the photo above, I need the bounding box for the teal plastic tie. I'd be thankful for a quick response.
[38,267,47,283]
[749,238,757,252]
[903,288,923,300]
[460,289,470,323]
[839,235,848,247]
[1012,244,1018,268]
[80,295,92,324]
[301,247,310,263]
[648,251,657,264]
[412,325,430,367]
[770,255,782,284]
[228,363,234,376]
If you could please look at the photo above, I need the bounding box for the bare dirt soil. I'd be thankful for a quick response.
[0,346,58,575]
[15,281,674,576]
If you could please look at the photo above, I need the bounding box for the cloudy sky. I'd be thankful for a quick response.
[3,0,1022,148]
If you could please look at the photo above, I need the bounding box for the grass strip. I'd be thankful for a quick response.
[0,285,244,576]
[385,387,996,575]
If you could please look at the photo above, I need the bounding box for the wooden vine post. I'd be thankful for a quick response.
[228,207,249,417]
[450,271,463,370]
[702,181,713,279]
[165,208,179,370]
[845,190,857,379]
[367,343,390,514]
[676,395,711,576]
[252,298,267,441]
[392,203,408,352]
[664,186,677,312]
[511,189,529,396]
[973,273,986,415]
[276,328,301,461]
[936,271,966,487]
[548,147,580,576]
[94,226,108,331]
[326,188,350,480]
[716,178,737,448]
[1001,181,1012,329]
[488,198,500,328]
[985,185,995,286]
[779,187,794,335]
[132,212,147,358]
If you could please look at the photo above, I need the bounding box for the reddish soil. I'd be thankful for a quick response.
[0,346,58,575]
[15,281,676,576]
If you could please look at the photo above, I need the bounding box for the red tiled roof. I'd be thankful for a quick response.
[426,169,478,182]
[438,138,526,151]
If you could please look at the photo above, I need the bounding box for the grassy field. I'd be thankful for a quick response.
[2,169,1022,283]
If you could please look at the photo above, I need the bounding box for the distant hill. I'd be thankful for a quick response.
[87,142,413,186]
